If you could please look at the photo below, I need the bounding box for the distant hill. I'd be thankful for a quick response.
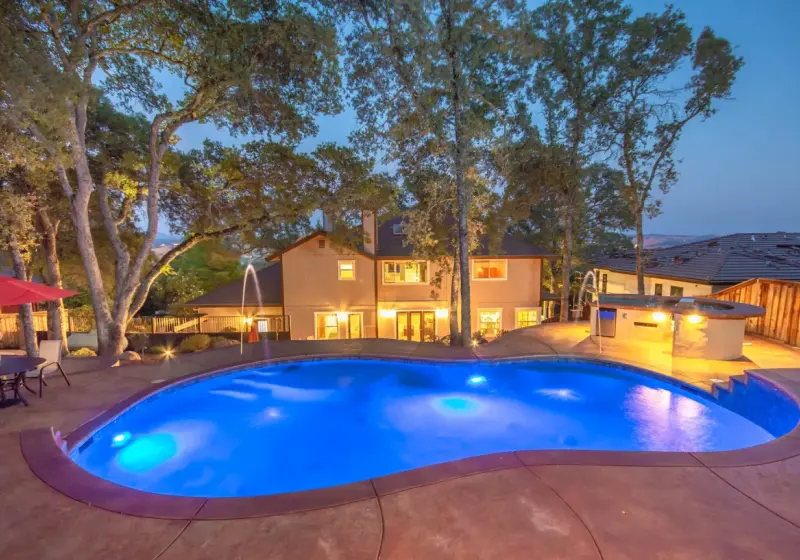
[641,234,715,249]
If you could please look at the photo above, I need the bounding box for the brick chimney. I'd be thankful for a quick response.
[363,211,377,255]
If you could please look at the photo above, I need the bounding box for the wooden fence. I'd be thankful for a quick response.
[711,278,800,347]
[0,312,290,348]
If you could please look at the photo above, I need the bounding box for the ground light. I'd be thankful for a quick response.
[467,375,487,386]
[687,314,703,324]
[163,348,174,359]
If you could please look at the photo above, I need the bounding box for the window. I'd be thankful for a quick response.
[392,223,408,235]
[478,309,502,337]
[670,286,684,297]
[315,313,339,340]
[338,260,355,280]
[654,283,663,296]
[383,261,428,284]
[318,239,326,249]
[473,259,508,280]
[601,274,608,294]
[516,309,539,328]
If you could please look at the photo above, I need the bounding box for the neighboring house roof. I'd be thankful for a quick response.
[593,232,800,285]
[375,217,556,259]
[187,262,282,307]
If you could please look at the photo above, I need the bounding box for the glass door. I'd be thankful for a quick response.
[422,311,435,342]
[347,313,362,339]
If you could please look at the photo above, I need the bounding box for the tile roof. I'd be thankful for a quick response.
[375,217,556,258]
[593,232,800,284]
[187,262,282,307]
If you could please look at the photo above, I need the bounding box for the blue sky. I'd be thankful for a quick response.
[162,0,800,237]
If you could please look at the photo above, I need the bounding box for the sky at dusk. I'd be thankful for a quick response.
[163,0,800,237]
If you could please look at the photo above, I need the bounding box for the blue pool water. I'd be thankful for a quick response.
[69,359,795,497]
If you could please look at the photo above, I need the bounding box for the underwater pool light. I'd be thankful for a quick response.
[111,431,131,447]
[467,375,487,386]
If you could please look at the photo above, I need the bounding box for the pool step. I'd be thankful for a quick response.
[711,371,800,437]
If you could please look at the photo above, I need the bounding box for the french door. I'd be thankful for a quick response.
[396,311,435,342]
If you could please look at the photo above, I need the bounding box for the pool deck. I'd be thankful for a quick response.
[2,323,800,559]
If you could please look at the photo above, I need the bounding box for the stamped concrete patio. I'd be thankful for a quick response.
[2,323,800,559]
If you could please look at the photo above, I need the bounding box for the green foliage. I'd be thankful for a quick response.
[177,334,212,353]
[148,345,168,355]
[69,347,96,357]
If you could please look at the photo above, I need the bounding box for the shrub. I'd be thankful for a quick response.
[127,333,150,353]
[211,336,238,349]
[148,345,167,355]
[69,347,97,357]
[178,334,212,353]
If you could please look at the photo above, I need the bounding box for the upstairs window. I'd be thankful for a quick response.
[473,259,507,280]
[654,283,663,296]
[670,286,684,297]
[338,260,355,280]
[383,261,427,284]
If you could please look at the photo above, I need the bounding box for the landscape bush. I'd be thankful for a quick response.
[211,336,238,349]
[148,345,168,355]
[178,334,212,353]
[69,347,96,357]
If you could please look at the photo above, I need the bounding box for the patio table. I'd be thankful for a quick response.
[0,357,46,407]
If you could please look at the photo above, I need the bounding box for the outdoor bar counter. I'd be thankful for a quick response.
[589,294,765,360]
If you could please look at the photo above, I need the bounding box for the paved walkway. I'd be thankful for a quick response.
[1,325,800,559]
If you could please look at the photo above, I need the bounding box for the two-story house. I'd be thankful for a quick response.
[188,214,554,341]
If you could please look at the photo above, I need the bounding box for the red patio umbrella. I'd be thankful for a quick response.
[0,276,78,305]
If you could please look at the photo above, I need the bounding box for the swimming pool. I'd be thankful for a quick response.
[68,358,798,498]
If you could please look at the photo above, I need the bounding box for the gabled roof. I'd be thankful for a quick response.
[265,230,376,262]
[375,217,556,259]
[187,262,282,307]
[593,232,800,285]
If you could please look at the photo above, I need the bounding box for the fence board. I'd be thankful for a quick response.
[711,279,800,347]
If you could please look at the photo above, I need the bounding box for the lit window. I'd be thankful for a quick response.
[315,313,339,340]
[478,309,502,337]
[473,259,507,280]
[338,260,355,280]
[516,309,538,328]
[670,286,684,297]
[383,261,427,284]
[392,223,408,235]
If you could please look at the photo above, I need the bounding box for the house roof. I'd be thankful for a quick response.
[593,232,800,285]
[187,262,282,307]
[375,217,556,259]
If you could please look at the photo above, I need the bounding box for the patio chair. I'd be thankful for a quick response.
[24,340,71,398]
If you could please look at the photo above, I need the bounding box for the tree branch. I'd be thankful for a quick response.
[79,0,153,43]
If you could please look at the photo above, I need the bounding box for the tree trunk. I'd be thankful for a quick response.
[7,234,37,357]
[635,212,645,295]
[559,212,573,322]
[64,116,115,355]
[37,209,68,353]
[443,0,472,346]
[449,250,460,345]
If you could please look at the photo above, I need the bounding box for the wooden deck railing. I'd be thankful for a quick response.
[0,312,290,348]
[711,278,800,347]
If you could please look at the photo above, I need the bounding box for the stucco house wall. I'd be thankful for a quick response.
[469,258,543,333]
[597,269,714,297]
[281,237,377,340]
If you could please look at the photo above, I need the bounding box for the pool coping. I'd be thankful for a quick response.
[19,354,800,520]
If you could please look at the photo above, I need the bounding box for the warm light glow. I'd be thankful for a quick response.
[242,317,253,325]
[652,311,667,322]
[336,312,348,321]
[435,308,449,318]
[687,314,703,325]
[163,348,174,359]
[379,309,397,318]
[471,339,479,348]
